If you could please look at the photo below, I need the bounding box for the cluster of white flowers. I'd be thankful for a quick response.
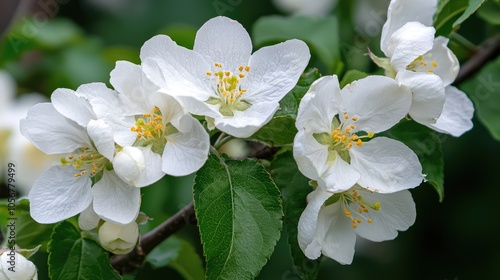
[294,0,474,265]
[20,16,310,252]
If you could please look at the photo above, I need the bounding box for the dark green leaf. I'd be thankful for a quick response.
[269,150,321,280]
[252,16,343,74]
[434,0,484,36]
[48,221,121,280]
[193,154,283,280]
[477,0,500,25]
[454,0,487,27]
[147,236,205,280]
[384,121,445,201]
[339,70,369,88]
[275,68,321,118]
[461,56,500,141]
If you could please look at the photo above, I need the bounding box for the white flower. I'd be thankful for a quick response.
[20,85,140,225]
[0,251,38,279]
[372,0,474,136]
[272,0,337,16]
[293,75,423,193]
[0,71,56,195]
[109,60,210,180]
[140,16,310,138]
[99,221,139,255]
[298,186,416,264]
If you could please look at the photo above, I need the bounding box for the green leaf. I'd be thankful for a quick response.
[48,221,121,280]
[252,16,343,74]
[461,56,500,140]
[454,0,486,27]
[193,154,283,280]
[477,0,500,25]
[434,0,485,36]
[0,199,55,251]
[339,70,369,88]
[384,121,445,201]
[147,236,205,280]
[269,150,321,280]
[250,68,320,146]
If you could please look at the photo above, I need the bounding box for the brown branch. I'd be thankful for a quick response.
[111,201,196,274]
[454,35,500,86]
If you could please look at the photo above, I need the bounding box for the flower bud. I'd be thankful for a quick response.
[112,146,145,185]
[99,221,139,255]
[0,251,38,280]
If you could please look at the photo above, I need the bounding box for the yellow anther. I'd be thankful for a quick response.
[206,71,212,76]
[154,106,160,112]
[352,223,358,228]
[143,113,151,117]
[357,219,362,223]
[344,113,349,119]
[363,208,369,213]
[368,219,373,224]
[239,73,245,78]
[343,209,351,217]
[341,135,347,141]
[356,139,363,146]
[154,116,163,121]
[214,62,222,68]
[238,66,244,71]
[360,203,366,208]
[358,208,363,213]
[346,143,353,149]
[81,170,87,175]
[352,117,358,121]
[428,68,434,73]
[431,61,438,67]
[353,191,358,197]
[144,131,152,137]
[350,125,355,129]
[225,71,230,77]
[68,155,73,160]
[74,173,81,177]
[81,146,88,150]
[421,62,428,66]
[230,98,235,102]
[156,124,163,130]
[346,127,352,134]
[245,66,250,72]
[351,134,358,141]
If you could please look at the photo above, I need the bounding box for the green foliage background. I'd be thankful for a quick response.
[1,0,500,279]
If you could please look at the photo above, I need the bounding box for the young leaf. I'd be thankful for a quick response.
[461,56,500,141]
[193,154,283,280]
[339,70,369,88]
[434,0,485,36]
[48,221,121,280]
[454,0,487,27]
[252,16,343,74]
[147,236,205,280]
[384,121,445,201]
[269,150,321,280]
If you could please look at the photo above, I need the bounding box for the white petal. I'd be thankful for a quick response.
[92,171,140,225]
[214,102,278,138]
[78,203,101,230]
[193,16,252,72]
[296,76,341,132]
[352,189,416,241]
[28,166,92,223]
[426,36,459,86]
[320,152,360,192]
[110,60,158,114]
[426,86,474,136]
[316,202,357,265]
[350,137,424,193]
[51,88,95,126]
[154,92,190,133]
[386,22,435,72]
[297,189,332,259]
[20,103,91,154]
[245,39,310,104]
[1,252,38,280]
[87,119,115,160]
[341,75,412,133]
[381,0,438,55]
[140,35,212,102]
[133,145,165,187]
[162,118,209,176]
[397,70,445,125]
[293,130,328,182]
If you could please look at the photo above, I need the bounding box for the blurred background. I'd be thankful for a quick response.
[1,0,499,279]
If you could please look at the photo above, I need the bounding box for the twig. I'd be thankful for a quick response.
[110,201,196,274]
[454,35,500,86]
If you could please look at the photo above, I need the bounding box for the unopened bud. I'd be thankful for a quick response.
[0,251,38,279]
[99,221,139,255]
[112,146,145,186]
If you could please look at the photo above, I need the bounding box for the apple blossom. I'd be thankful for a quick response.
[140,16,310,138]
[99,221,140,255]
[293,75,423,193]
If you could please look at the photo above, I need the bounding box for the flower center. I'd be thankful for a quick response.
[313,113,374,158]
[205,62,252,116]
[341,189,381,228]
[130,106,178,154]
[60,146,108,178]
[406,55,439,73]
